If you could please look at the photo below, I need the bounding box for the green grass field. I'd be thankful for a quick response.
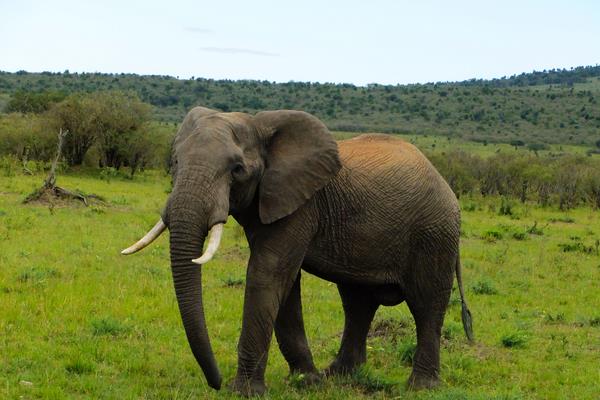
[1,170,599,399]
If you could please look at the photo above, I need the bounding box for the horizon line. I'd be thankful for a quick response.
[1,63,599,88]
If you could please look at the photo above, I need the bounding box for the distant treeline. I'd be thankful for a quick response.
[455,65,600,87]
[1,65,600,145]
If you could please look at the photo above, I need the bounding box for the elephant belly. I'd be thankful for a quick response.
[302,229,410,286]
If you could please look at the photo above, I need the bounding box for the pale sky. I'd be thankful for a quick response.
[1,0,599,85]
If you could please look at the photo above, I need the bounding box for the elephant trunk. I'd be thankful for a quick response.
[168,211,222,390]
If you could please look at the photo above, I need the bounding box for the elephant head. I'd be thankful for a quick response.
[121,107,341,389]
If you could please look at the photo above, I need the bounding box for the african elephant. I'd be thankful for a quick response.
[122,106,473,396]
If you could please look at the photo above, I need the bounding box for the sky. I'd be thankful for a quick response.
[1,0,599,85]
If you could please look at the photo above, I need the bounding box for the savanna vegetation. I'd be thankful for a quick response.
[1,170,598,399]
[4,104,600,210]
[1,65,599,398]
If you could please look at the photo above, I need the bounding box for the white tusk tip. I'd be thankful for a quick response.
[120,219,166,256]
[191,255,212,265]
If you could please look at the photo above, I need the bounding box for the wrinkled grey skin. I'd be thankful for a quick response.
[158,106,472,396]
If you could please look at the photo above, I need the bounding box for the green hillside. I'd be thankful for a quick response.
[1,65,600,145]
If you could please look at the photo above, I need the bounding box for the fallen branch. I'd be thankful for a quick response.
[23,129,104,206]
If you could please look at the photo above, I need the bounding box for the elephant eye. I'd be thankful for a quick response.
[232,163,245,177]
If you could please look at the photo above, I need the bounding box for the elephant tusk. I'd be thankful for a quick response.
[121,219,167,255]
[191,223,224,265]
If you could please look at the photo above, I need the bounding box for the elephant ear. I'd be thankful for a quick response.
[254,110,341,224]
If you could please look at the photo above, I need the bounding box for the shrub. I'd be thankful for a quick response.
[0,113,57,161]
[483,230,503,242]
[501,331,529,348]
[0,155,20,177]
[526,222,544,235]
[557,238,597,254]
[543,312,566,324]
[512,231,527,240]
[471,279,498,295]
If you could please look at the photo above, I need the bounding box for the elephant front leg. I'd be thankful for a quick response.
[274,271,320,386]
[231,246,306,397]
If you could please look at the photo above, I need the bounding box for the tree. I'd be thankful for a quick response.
[47,91,150,167]
[6,90,66,113]
[47,93,103,165]
[93,91,151,169]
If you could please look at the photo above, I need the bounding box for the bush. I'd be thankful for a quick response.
[0,113,57,161]
[471,278,498,295]
[6,90,66,113]
[557,240,597,254]
[512,231,527,240]
[482,230,503,242]
[0,155,20,177]
[501,331,529,348]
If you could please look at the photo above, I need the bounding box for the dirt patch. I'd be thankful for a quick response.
[368,317,413,341]
[23,186,105,208]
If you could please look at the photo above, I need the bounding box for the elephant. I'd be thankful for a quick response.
[121,106,474,396]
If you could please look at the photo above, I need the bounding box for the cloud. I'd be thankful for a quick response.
[199,46,280,57]
[185,27,213,34]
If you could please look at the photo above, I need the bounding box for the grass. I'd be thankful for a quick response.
[1,170,599,399]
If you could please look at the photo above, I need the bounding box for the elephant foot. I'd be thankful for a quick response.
[406,372,440,391]
[229,377,266,397]
[287,370,323,388]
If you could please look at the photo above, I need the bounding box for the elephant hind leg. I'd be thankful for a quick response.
[404,253,454,390]
[325,283,379,376]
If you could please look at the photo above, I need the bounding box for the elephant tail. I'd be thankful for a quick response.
[456,254,474,342]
